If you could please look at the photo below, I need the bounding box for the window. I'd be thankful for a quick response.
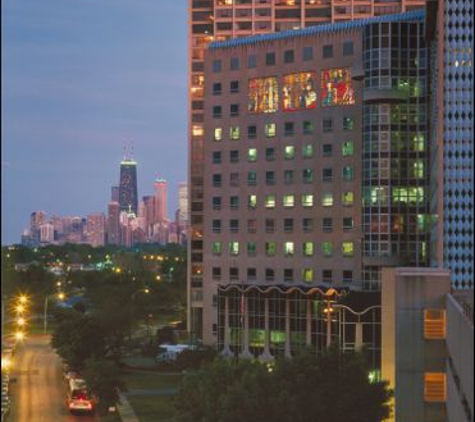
[284,145,295,159]
[303,242,314,257]
[283,194,295,208]
[322,270,332,283]
[213,174,222,187]
[212,242,222,256]
[302,194,314,208]
[213,83,222,95]
[266,147,276,161]
[213,106,222,118]
[322,218,333,232]
[230,80,239,93]
[342,191,354,206]
[284,170,294,184]
[343,116,355,130]
[230,104,239,117]
[284,50,294,63]
[247,219,257,233]
[284,268,293,282]
[248,194,257,209]
[284,242,294,256]
[322,192,333,207]
[212,219,221,233]
[424,310,446,339]
[343,270,353,283]
[230,219,239,233]
[230,150,239,163]
[343,166,354,181]
[247,267,257,280]
[214,128,223,141]
[342,241,354,257]
[302,144,314,158]
[303,121,313,134]
[230,196,239,209]
[322,168,333,181]
[247,242,257,256]
[322,118,333,132]
[266,242,276,257]
[284,122,294,136]
[230,267,239,280]
[265,194,276,209]
[213,59,222,72]
[212,151,222,164]
[265,123,276,137]
[266,171,275,185]
[322,241,333,257]
[230,126,240,140]
[247,125,257,138]
[342,141,354,156]
[303,169,314,183]
[284,218,293,232]
[303,218,313,232]
[212,196,221,210]
[265,219,275,233]
[303,46,313,61]
[424,373,446,402]
[229,242,239,256]
[266,268,275,282]
[302,268,314,283]
[248,54,257,69]
[266,52,276,66]
[343,41,354,56]
[322,144,333,156]
[212,267,221,281]
[248,148,257,162]
[230,57,239,70]
[247,171,257,186]
[322,45,333,59]
[343,217,354,231]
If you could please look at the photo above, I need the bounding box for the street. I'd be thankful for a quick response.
[8,334,97,422]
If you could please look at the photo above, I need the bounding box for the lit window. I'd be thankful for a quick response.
[343,166,354,181]
[302,194,314,208]
[342,141,354,156]
[266,242,276,257]
[343,116,355,130]
[424,309,446,339]
[213,242,222,255]
[214,128,223,141]
[229,242,239,256]
[321,68,355,106]
[265,195,276,209]
[322,192,333,207]
[424,373,446,402]
[284,242,294,256]
[342,241,354,257]
[283,194,295,208]
[322,241,333,257]
[192,125,203,136]
[342,191,354,206]
[284,145,295,159]
[413,133,425,151]
[248,148,257,162]
[230,126,240,140]
[303,121,313,134]
[302,268,314,283]
[302,144,314,158]
[303,242,314,257]
[248,77,278,113]
[265,123,276,137]
[248,195,257,209]
[413,161,424,179]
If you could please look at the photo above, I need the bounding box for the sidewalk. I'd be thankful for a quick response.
[116,391,141,422]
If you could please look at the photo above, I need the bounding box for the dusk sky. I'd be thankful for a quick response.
[1,0,187,245]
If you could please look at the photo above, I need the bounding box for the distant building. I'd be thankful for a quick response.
[111,185,120,202]
[154,178,168,224]
[119,156,138,216]
[107,202,120,245]
[39,223,54,244]
[178,182,189,226]
[86,213,106,247]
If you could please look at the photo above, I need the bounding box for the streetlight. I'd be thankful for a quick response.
[14,331,25,341]
[44,292,66,334]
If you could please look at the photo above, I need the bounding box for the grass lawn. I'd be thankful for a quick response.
[126,396,176,422]
[121,370,181,391]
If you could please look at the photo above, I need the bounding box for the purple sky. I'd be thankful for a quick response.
[1,0,187,245]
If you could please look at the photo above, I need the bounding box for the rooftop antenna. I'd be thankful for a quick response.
[131,139,134,160]
[123,141,127,161]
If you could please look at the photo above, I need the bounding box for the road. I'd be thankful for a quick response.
[8,334,97,422]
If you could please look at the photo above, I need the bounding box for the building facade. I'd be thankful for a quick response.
[86,212,106,247]
[119,158,139,216]
[107,202,121,245]
[154,178,168,224]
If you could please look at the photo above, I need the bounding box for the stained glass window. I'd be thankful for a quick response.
[321,68,355,106]
[282,72,317,112]
[248,77,279,113]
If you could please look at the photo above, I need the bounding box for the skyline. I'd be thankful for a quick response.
[1,0,187,245]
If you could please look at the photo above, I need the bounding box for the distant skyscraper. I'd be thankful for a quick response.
[111,186,120,202]
[154,178,167,223]
[178,182,189,225]
[86,213,106,247]
[107,202,120,245]
[39,223,54,244]
[119,152,138,216]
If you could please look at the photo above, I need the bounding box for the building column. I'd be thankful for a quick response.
[222,295,232,357]
[306,298,312,346]
[259,297,273,362]
[284,298,291,358]
[355,320,363,351]
[239,297,253,359]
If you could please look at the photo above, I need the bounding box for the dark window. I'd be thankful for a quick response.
[322,118,333,132]
[265,147,275,161]
[303,218,313,232]
[212,196,221,210]
[212,267,221,280]
[230,219,239,233]
[284,122,294,136]
[284,50,294,63]
[247,219,257,233]
[322,168,333,181]
[213,83,222,95]
[266,171,275,185]
[284,170,294,184]
[247,171,257,185]
[284,218,294,232]
[322,144,333,156]
[247,268,257,280]
[230,80,239,93]
[343,217,354,231]
[343,41,354,56]
[266,52,276,66]
[322,218,333,232]
[212,174,222,186]
[230,196,239,209]
[284,268,293,282]
[248,54,257,68]
[230,104,239,117]
[213,105,222,118]
[213,60,222,72]
[343,116,354,131]
[230,267,239,280]
[212,219,221,233]
[343,270,353,283]
[230,57,239,70]
[303,46,313,61]
[247,125,257,138]
[265,219,275,233]
[266,268,275,282]
[323,45,333,59]
[303,169,313,183]
[322,270,332,283]
[303,120,313,134]
[230,150,239,163]
[212,151,221,164]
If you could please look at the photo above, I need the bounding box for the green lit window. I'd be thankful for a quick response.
[248,194,257,209]
[265,123,276,138]
[230,126,240,140]
[303,169,314,183]
[303,242,314,257]
[321,241,333,257]
[284,145,295,160]
[266,242,276,257]
[248,148,257,162]
[212,242,222,255]
[284,242,294,256]
[303,121,314,134]
[342,191,354,206]
[283,194,295,208]
[413,133,425,151]
[342,141,354,156]
[322,192,333,207]
[265,195,276,209]
[302,268,314,283]
[343,166,354,181]
[302,144,314,158]
[214,128,223,141]
[342,241,354,257]
[229,242,239,256]
[343,116,355,130]
[247,242,257,256]
[302,194,314,208]
[413,160,424,178]
[392,187,425,204]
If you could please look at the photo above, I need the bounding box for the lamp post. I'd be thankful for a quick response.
[44,292,65,334]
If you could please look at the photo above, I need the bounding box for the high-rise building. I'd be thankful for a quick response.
[86,212,106,247]
[107,202,121,245]
[188,0,428,339]
[153,178,168,223]
[178,182,189,226]
[119,156,138,216]
[196,10,430,347]
[111,185,120,202]
[39,223,54,244]
[142,195,156,240]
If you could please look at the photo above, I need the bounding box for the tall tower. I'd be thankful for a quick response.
[119,147,138,216]
[154,178,168,223]
[107,202,120,245]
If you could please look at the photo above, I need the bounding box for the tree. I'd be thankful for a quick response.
[156,326,176,345]
[83,358,125,416]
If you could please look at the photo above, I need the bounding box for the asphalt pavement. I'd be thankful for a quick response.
[7,334,97,422]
